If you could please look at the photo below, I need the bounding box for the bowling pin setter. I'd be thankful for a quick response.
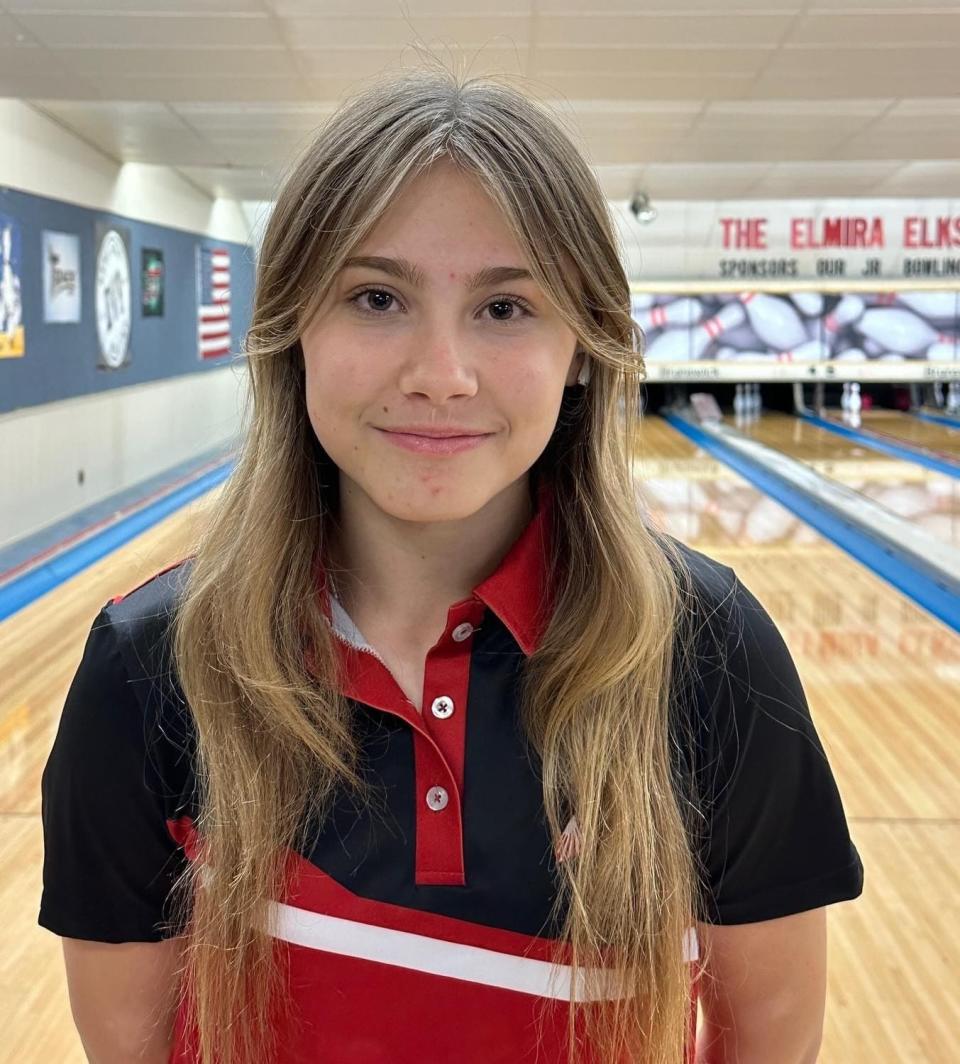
[644,302,745,362]
[738,292,808,350]
[856,307,940,355]
[634,297,704,331]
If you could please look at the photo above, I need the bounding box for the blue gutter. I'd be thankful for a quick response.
[912,410,960,432]
[799,412,959,480]
[663,412,960,634]
[0,460,235,623]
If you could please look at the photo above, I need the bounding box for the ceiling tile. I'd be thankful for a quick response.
[535,47,771,78]
[57,47,295,78]
[787,13,960,46]
[282,16,531,50]
[8,0,263,10]
[268,0,533,13]
[14,13,284,49]
[536,13,791,48]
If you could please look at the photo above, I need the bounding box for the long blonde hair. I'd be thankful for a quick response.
[169,59,706,1064]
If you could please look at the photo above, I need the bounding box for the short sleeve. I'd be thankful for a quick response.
[693,574,864,925]
[38,605,191,942]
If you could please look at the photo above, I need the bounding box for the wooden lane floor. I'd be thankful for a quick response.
[0,491,220,1064]
[638,415,960,1063]
[5,448,960,1063]
[731,410,960,550]
[852,409,960,458]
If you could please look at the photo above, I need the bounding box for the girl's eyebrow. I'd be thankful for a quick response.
[341,256,533,291]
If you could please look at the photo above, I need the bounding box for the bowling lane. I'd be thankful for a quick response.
[730,411,960,550]
[849,408,960,459]
[636,414,960,824]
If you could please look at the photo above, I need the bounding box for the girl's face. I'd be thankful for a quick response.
[300,158,582,524]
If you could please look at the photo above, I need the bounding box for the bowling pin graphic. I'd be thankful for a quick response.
[877,292,957,320]
[789,292,824,316]
[634,297,704,331]
[824,295,866,336]
[738,293,807,350]
[856,307,940,355]
[645,302,745,362]
[924,336,958,362]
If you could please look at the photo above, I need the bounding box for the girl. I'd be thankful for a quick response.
[40,65,863,1064]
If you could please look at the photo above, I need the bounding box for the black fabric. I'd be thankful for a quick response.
[38,544,863,943]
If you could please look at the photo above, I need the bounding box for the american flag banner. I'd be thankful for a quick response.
[196,245,231,360]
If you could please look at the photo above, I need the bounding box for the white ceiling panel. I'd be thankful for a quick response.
[873,161,960,195]
[267,0,535,15]
[0,0,958,202]
[12,13,285,50]
[7,1,264,10]
[772,45,957,78]
[535,47,771,78]
[540,0,804,12]
[788,13,960,46]
[173,103,334,134]
[535,14,792,48]
[282,16,531,50]
[58,48,294,79]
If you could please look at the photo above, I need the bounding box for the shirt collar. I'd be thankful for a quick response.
[319,475,556,658]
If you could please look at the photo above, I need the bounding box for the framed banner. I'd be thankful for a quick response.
[94,222,132,369]
[141,246,164,317]
[0,213,25,358]
[42,230,81,323]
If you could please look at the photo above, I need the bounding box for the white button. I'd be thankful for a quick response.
[431,695,454,719]
[451,622,474,643]
[426,786,448,811]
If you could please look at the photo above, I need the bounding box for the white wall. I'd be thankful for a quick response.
[1,368,250,550]
[0,100,253,548]
[0,100,251,243]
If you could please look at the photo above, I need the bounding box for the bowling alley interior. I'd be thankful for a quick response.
[2,1,959,1062]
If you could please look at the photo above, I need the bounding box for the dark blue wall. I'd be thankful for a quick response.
[0,184,254,415]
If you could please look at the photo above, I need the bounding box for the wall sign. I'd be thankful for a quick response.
[95,224,132,369]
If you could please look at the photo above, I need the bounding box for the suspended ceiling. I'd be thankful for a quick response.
[1,0,959,203]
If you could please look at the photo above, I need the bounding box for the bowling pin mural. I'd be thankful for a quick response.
[856,307,940,355]
[738,293,808,350]
[789,292,824,316]
[634,297,703,331]
[645,302,744,362]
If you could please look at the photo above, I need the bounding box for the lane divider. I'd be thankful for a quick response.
[912,410,960,432]
[663,412,960,634]
[799,412,959,480]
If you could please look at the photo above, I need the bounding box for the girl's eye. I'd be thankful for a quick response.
[347,288,533,323]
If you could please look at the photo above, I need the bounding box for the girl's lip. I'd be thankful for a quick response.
[375,428,493,455]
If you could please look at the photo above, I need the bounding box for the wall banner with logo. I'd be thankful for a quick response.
[94,222,132,369]
[0,212,25,358]
[141,246,164,317]
[42,230,81,323]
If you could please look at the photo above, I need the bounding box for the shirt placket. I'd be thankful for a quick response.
[329,595,486,887]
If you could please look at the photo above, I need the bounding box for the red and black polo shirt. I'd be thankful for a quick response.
[39,480,863,1063]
